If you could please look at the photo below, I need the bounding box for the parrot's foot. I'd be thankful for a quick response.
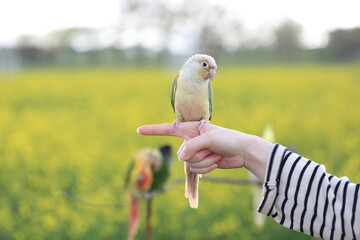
[197,119,210,131]
[143,192,151,200]
[171,119,181,132]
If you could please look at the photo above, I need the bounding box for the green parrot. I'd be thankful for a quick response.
[170,54,217,208]
[124,145,172,240]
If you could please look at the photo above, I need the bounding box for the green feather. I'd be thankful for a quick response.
[150,160,170,191]
[208,81,213,121]
[150,145,172,191]
[124,160,134,189]
[170,74,178,112]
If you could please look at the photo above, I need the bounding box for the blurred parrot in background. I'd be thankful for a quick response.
[170,54,217,208]
[124,145,172,240]
[250,124,276,227]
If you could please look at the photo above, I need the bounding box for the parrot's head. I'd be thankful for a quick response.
[127,146,172,195]
[132,156,153,190]
[181,54,217,81]
[131,148,162,191]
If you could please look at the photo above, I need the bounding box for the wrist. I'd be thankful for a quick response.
[244,135,274,182]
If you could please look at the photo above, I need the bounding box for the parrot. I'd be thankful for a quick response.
[170,54,217,208]
[124,145,172,240]
[250,124,276,227]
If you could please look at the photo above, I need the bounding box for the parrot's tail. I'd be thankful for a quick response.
[128,197,140,240]
[184,162,200,208]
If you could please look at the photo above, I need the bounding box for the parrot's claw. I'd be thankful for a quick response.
[171,119,181,132]
[197,119,210,131]
[143,192,152,200]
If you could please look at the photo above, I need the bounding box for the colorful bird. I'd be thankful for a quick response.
[170,54,217,208]
[124,145,172,240]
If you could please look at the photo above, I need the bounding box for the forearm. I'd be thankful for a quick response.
[258,144,360,239]
[244,134,274,182]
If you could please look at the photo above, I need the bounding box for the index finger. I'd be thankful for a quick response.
[137,122,200,140]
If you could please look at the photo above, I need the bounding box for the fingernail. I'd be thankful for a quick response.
[179,151,187,161]
[136,127,140,133]
[214,164,218,168]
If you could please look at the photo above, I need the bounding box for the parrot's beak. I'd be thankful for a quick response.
[206,68,216,80]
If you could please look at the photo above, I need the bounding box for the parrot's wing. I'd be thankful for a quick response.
[151,145,172,191]
[170,74,178,113]
[124,160,134,189]
[208,81,213,121]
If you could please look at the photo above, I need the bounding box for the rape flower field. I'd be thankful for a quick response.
[0,64,359,239]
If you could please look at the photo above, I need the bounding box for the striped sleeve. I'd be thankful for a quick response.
[258,143,360,240]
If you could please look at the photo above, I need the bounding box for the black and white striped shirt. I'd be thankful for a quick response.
[258,144,360,240]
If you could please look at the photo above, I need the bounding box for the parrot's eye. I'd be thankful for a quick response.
[201,62,208,68]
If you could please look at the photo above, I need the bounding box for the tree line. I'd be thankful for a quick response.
[1,0,359,68]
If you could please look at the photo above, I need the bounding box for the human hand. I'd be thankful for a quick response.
[137,122,273,181]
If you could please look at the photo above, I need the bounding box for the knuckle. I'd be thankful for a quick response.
[200,149,210,158]
[206,132,217,149]
[209,154,220,163]
[192,150,209,162]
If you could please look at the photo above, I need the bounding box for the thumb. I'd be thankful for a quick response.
[178,133,214,161]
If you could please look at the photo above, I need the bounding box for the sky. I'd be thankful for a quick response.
[0,0,359,49]
[215,0,360,47]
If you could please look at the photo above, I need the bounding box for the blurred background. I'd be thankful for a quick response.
[0,0,359,239]
[1,0,360,69]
